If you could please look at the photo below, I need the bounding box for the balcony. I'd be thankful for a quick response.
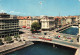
[0,18,13,20]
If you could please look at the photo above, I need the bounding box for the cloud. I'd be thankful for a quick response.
[0,10,24,16]
[9,11,21,15]
[9,11,15,13]
[79,0,80,2]
[0,10,21,15]
[0,10,6,13]
[9,11,20,14]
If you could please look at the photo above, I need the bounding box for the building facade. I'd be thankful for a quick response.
[41,16,55,31]
[25,16,40,28]
[55,17,61,28]
[17,16,27,27]
[18,16,40,28]
[18,15,78,31]
[0,13,20,38]
[54,16,78,28]
[54,17,66,27]
[66,17,72,24]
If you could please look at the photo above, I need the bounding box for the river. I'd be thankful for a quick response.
[6,42,76,55]
[6,26,78,55]
[61,26,78,35]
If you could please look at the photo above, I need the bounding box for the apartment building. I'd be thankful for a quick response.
[71,16,77,23]
[61,17,66,26]
[18,16,40,28]
[26,16,40,28]
[41,16,55,31]
[54,16,66,27]
[55,17,61,28]
[55,16,77,27]
[17,16,27,27]
[65,16,72,24]
[0,13,20,38]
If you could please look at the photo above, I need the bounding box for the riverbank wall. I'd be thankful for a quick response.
[0,41,34,55]
[75,47,80,55]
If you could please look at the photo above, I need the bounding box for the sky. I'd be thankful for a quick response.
[0,0,80,16]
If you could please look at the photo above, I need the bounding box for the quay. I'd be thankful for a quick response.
[0,37,79,55]
[0,41,34,55]
[75,47,80,55]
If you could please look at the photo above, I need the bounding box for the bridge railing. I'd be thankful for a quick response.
[26,38,80,49]
[28,35,77,43]
[56,22,78,32]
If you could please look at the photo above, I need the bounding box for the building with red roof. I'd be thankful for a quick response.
[17,16,40,28]
[17,15,78,29]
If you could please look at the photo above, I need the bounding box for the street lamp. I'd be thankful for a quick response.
[78,16,80,44]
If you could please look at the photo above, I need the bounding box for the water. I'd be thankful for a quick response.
[6,26,78,55]
[61,26,78,35]
[6,42,76,55]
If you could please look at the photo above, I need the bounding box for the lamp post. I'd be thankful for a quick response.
[78,16,80,44]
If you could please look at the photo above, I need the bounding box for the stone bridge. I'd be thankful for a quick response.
[25,38,80,49]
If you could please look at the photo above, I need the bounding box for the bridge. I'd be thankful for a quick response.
[56,22,78,32]
[20,22,80,49]
[20,21,80,55]
[24,37,80,49]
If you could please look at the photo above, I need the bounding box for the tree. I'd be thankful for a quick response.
[14,35,20,40]
[4,36,12,43]
[0,39,2,43]
[31,22,41,32]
